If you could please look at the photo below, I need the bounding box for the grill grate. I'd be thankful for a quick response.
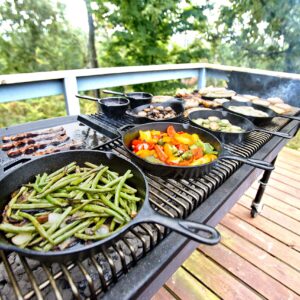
[0,113,291,299]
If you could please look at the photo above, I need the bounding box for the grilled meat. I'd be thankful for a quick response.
[32,141,82,156]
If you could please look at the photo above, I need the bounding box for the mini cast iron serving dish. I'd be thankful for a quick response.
[0,150,220,262]
[223,101,300,125]
[188,110,292,144]
[75,94,129,118]
[119,122,274,179]
[126,100,184,123]
[102,90,153,109]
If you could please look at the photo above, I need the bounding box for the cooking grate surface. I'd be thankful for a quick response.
[0,113,292,300]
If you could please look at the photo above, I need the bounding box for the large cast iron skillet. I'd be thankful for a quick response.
[119,122,274,179]
[126,100,184,123]
[0,150,220,263]
[223,101,300,125]
[188,110,292,144]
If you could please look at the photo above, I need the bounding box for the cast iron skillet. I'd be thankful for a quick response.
[223,101,300,125]
[119,122,274,179]
[188,110,292,145]
[0,150,220,263]
[126,100,184,123]
[102,90,153,109]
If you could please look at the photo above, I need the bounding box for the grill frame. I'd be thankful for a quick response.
[0,112,298,300]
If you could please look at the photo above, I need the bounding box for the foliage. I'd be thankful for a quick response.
[0,0,87,74]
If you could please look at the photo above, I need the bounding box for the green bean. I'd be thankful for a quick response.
[50,193,72,198]
[0,223,36,234]
[83,204,126,223]
[93,217,107,231]
[92,166,109,188]
[119,198,131,215]
[6,186,27,217]
[120,192,141,202]
[114,170,132,206]
[19,212,54,244]
[40,173,48,185]
[110,220,116,231]
[75,230,116,240]
[84,162,98,169]
[99,194,131,222]
[45,195,67,207]
[70,199,96,214]
[47,162,76,179]
[66,186,115,193]
[11,203,55,209]
[43,219,92,251]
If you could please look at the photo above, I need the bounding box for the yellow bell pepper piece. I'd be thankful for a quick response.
[190,156,211,166]
[191,133,200,143]
[136,149,157,159]
[174,133,193,145]
[139,130,153,143]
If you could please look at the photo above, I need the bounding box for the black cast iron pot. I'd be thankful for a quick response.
[119,122,274,179]
[0,150,220,262]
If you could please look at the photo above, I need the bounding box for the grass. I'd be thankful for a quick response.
[286,129,300,151]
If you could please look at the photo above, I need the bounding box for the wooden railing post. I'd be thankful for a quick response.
[63,76,80,115]
[197,68,206,89]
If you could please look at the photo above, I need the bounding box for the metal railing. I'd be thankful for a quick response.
[1,63,300,115]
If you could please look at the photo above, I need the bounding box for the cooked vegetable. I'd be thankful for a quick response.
[131,125,218,166]
[228,106,269,117]
[0,162,140,251]
[137,105,177,120]
[192,116,245,133]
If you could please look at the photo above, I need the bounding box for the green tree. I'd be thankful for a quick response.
[0,0,87,74]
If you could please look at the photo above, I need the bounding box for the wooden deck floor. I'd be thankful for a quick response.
[152,147,300,300]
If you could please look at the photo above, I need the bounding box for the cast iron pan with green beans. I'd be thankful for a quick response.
[119,122,274,179]
[0,150,220,262]
[188,110,292,144]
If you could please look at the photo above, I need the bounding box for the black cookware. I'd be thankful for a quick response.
[188,110,292,144]
[126,100,184,123]
[119,122,274,179]
[102,90,153,109]
[223,101,300,125]
[75,94,129,118]
[0,150,220,262]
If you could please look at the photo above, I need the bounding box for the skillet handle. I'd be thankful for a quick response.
[139,213,220,245]
[75,94,99,102]
[221,155,274,171]
[279,114,300,122]
[102,90,125,97]
[253,128,292,139]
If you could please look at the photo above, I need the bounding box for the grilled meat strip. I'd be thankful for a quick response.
[1,127,64,143]
[7,134,69,157]
[1,129,66,151]
[32,141,83,156]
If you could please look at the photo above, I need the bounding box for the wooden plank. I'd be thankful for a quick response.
[279,148,300,161]
[151,287,176,300]
[183,251,261,300]
[230,204,300,251]
[250,183,300,210]
[217,225,300,294]
[271,170,300,189]
[273,166,300,182]
[200,243,300,300]
[275,159,300,175]
[165,267,220,300]
[267,178,300,198]
[247,187,300,219]
[239,195,300,235]
[221,213,300,271]
[277,156,300,170]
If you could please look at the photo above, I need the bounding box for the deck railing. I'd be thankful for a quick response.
[1,63,300,115]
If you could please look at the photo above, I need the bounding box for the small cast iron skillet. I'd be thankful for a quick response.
[0,150,220,263]
[126,100,184,123]
[223,101,300,125]
[119,122,274,179]
[75,94,129,118]
[102,90,153,109]
[188,110,292,145]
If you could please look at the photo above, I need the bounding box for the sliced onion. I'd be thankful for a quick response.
[12,233,32,246]
[48,213,61,225]
[96,225,109,235]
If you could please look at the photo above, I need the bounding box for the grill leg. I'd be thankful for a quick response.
[250,156,277,218]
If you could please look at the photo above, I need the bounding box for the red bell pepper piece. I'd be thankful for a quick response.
[154,144,168,162]
[167,125,176,138]
[192,147,203,160]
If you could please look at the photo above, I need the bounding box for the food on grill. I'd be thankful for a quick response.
[184,107,211,117]
[199,87,236,99]
[1,129,66,151]
[0,162,139,251]
[1,127,65,143]
[242,94,259,101]
[152,95,174,103]
[269,103,292,114]
[32,141,83,156]
[131,125,218,166]
[136,105,177,120]
[192,116,245,133]
[6,135,69,157]
[231,95,251,102]
[267,97,284,105]
[252,99,270,107]
[228,106,269,117]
